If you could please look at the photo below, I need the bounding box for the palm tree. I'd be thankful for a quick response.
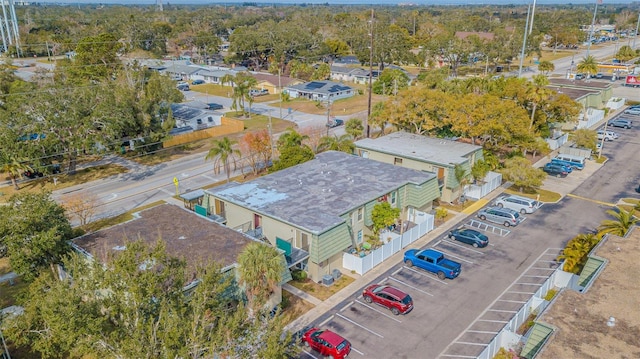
[220,73,234,88]
[205,137,241,183]
[345,118,364,140]
[526,75,551,130]
[0,151,30,190]
[597,208,638,237]
[276,128,309,149]
[577,55,599,78]
[317,134,355,154]
[237,242,283,312]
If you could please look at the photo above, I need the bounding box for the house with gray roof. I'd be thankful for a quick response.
[355,131,484,203]
[169,102,223,134]
[284,80,355,102]
[202,150,440,282]
[72,203,289,308]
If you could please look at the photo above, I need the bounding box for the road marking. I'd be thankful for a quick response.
[496,299,527,304]
[335,313,383,338]
[181,172,189,178]
[392,267,403,276]
[402,266,449,284]
[107,193,118,201]
[318,315,334,327]
[523,274,550,278]
[339,302,353,312]
[454,341,488,347]
[440,354,477,358]
[351,347,365,356]
[301,349,318,359]
[505,291,536,295]
[202,174,215,181]
[354,300,402,322]
[441,239,485,254]
[430,249,474,265]
[566,193,615,206]
[477,319,508,323]
[161,188,175,196]
[467,330,499,334]
[487,309,517,314]
[388,276,434,296]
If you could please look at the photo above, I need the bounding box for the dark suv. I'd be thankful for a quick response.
[543,163,569,178]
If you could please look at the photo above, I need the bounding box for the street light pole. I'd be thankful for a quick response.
[518,3,532,78]
[633,13,640,49]
[585,0,599,58]
[366,9,374,139]
[268,110,275,159]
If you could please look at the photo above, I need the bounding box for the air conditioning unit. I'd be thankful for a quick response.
[322,275,334,286]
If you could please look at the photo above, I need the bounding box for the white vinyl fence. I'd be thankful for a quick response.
[465,171,502,200]
[342,210,434,276]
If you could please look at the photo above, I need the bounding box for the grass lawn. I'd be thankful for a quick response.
[0,164,129,203]
[0,277,29,308]
[280,290,315,326]
[288,275,355,301]
[505,187,562,203]
[274,92,383,117]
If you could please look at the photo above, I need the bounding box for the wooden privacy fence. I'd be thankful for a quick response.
[163,117,244,148]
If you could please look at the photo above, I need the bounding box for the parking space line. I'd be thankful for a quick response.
[488,309,517,314]
[351,347,365,356]
[301,349,319,358]
[516,282,544,286]
[532,266,557,270]
[339,302,354,312]
[467,330,499,334]
[440,355,477,358]
[441,239,485,254]
[522,274,551,278]
[506,290,536,295]
[430,249,474,264]
[335,313,384,338]
[402,266,449,284]
[388,276,435,296]
[477,319,508,323]
[566,193,616,206]
[354,300,402,323]
[318,315,334,327]
[496,299,527,304]
[455,341,489,347]
[392,267,403,276]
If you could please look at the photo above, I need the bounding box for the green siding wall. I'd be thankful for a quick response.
[445,162,471,189]
[311,224,352,263]
[405,179,440,208]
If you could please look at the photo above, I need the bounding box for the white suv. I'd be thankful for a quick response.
[597,130,619,141]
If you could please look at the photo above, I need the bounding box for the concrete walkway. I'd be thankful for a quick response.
[282,283,323,306]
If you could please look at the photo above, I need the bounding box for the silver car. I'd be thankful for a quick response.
[495,195,542,214]
[477,207,523,227]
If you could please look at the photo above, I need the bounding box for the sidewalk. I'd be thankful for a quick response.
[284,184,509,333]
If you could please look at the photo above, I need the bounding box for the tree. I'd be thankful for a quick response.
[571,128,598,151]
[237,242,283,312]
[205,137,241,183]
[317,134,355,154]
[239,130,272,175]
[0,191,73,281]
[597,208,638,237]
[0,150,31,190]
[577,55,599,77]
[345,118,364,140]
[62,191,102,226]
[537,60,555,75]
[373,68,410,95]
[615,45,636,63]
[499,157,546,191]
[557,233,600,274]
[453,163,471,199]
[525,75,552,130]
[471,159,490,183]
[3,239,295,358]
[64,33,121,81]
[371,201,401,238]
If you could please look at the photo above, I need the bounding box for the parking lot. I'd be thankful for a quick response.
[298,113,639,359]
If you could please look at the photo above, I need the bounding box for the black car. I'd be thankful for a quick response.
[205,103,223,110]
[542,163,569,178]
[191,79,205,85]
[448,228,489,248]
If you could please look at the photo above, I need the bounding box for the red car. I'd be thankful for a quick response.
[302,327,351,359]
[362,284,413,315]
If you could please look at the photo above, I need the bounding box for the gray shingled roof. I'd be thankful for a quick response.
[287,80,353,95]
[355,131,482,166]
[206,151,436,234]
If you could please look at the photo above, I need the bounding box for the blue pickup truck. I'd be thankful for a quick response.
[403,249,461,280]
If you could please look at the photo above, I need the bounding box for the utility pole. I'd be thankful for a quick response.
[586,0,600,58]
[518,3,532,78]
[528,0,537,35]
[326,100,332,137]
[633,13,640,49]
[366,9,374,139]
[268,111,275,159]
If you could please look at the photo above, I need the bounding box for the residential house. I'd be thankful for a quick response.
[251,72,303,94]
[169,103,223,135]
[284,80,355,102]
[354,131,484,203]
[72,203,289,308]
[329,66,374,85]
[202,150,440,282]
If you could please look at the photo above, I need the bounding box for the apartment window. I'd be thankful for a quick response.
[300,233,309,251]
[357,230,363,244]
[391,191,397,205]
[394,157,403,166]
[357,207,363,221]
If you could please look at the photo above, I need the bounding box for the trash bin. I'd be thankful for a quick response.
[332,269,342,280]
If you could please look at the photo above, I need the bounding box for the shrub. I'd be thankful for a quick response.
[291,269,307,281]
[544,288,558,301]
[435,207,448,222]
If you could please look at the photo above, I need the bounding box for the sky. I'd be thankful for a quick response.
[24,1,639,5]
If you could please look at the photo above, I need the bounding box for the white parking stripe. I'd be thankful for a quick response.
[487,309,517,314]
[467,330,499,334]
[354,300,402,323]
[392,267,403,276]
[301,349,318,358]
[429,249,474,264]
[351,347,365,356]
[335,313,384,338]
[388,276,434,296]
[440,354,477,358]
[496,299,527,304]
[455,341,488,346]
[402,266,449,284]
[441,239,485,254]
[339,302,354,312]
[318,315,334,327]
